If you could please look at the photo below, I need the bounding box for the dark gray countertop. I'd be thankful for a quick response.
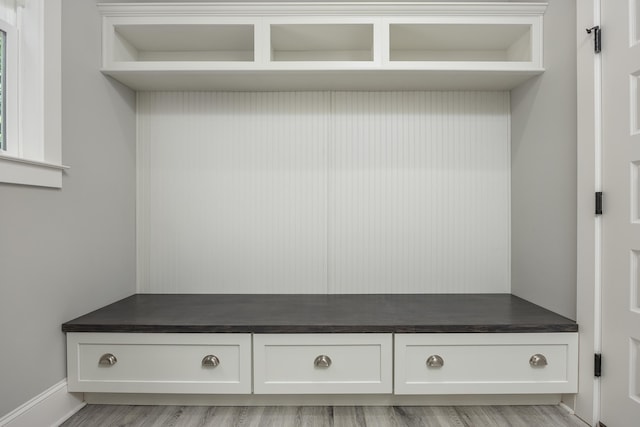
[61,294,577,333]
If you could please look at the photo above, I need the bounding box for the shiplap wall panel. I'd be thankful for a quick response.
[137,91,510,294]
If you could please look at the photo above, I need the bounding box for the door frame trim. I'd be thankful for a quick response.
[576,0,601,425]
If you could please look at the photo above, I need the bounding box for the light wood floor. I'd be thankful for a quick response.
[61,405,589,427]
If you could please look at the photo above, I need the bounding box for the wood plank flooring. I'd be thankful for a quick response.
[61,405,589,427]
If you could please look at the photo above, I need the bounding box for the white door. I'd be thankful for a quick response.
[601,0,640,425]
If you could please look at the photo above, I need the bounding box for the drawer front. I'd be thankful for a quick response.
[67,333,251,394]
[394,333,578,395]
[253,334,392,394]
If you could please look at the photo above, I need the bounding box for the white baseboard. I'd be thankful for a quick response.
[0,380,85,427]
[85,393,562,407]
[559,398,576,414]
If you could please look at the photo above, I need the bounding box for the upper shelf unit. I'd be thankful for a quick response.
[98,2,548,91]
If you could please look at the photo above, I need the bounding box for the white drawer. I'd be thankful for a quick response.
[67,333,251,394]
[394,333,578,395]
[253,334,392,394]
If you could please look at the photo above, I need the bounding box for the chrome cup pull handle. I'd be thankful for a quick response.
[529,354,548,367]
[98,353,117,366]
[314,355,332,368]
[426,355,444,368]
[202,355,220,368]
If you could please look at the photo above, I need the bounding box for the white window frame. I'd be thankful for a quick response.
[0,17,18,156]
[0,0,66,188]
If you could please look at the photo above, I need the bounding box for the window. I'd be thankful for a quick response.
[0,28,5,151]
[0,16,15,156]
[0,0,66,188]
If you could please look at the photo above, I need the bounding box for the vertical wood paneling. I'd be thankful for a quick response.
[138,91,510,294]
[328,92,510,293]
[138,92,329,293]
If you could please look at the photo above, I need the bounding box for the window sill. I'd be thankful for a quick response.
[0,154,69,188]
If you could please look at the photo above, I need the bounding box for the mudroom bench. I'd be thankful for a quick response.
[62,294,578,404]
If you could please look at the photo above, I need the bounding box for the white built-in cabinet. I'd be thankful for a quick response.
[66,333,253,394]
[76,1,574,404]
[67,332,578,396]
[98,2,546,90]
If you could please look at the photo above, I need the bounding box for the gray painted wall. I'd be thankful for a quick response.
[0,0,136,417]
[511,0,577,320]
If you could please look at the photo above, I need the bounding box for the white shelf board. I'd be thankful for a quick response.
[102,68,544,91]
[97,3,549,18]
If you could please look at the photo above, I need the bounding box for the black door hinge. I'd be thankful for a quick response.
[595,353,602,377]
[586,26,602,53]
[596,192,603,215]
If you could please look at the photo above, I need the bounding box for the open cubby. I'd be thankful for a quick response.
[270,23,374,61]
[113,24,255,62]
[99,3,546,90]
[389,23,532,62]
